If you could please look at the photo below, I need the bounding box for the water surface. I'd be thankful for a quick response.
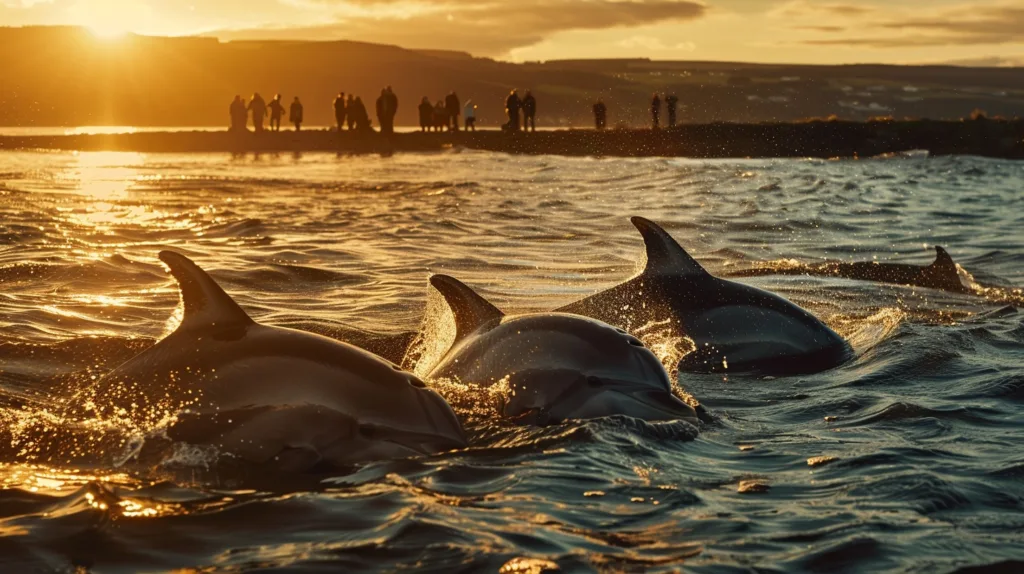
[1,149,1023,572]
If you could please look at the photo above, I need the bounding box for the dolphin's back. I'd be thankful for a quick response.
[89,251,467,469]
[557,217,852,374]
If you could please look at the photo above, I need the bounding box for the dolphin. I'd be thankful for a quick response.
[730,246,969,294]
[422,274,698,426]
[556,217,853,375]
[91,251,466,471]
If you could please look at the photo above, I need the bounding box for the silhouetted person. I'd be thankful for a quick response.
[352,97,371,131]
[248,93,267,133]
[229,95,247,131]
[464,99,476,131]
[433,100,446,132]
[650,93,661,129]
[334,92,347,132]
[385,86,398,134]
[665,94,678,127]
[268,94,285,131]
[593,100,607,130]
[418,97,432,131]
[376,89,388,134]
[290,97,304,131]
[522,90,537,132]
[346,94,356,131]
[505,89,521,131]
[445,91,460,131]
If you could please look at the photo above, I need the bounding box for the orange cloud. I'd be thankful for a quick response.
[213,0,708,56]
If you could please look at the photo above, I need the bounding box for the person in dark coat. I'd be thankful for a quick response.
[268,94,285,131]
[665,93,679,127]
[650,93,661,129]
[522,90,537,132]
[229,95,247,131]
[593,99,607,130]
[445,91,461,131]
[352,97,371,131]
[346,94,356,131]
[334,92,347,132]
[290,97,304,131]
[418,97,433,132]
[505,89,521,131]
[248,93,267,133]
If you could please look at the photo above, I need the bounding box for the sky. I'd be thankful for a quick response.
[2,0,1024,65]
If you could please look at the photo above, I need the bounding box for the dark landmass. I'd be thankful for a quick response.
[2,120,1022,159]
[1,26,1024,128]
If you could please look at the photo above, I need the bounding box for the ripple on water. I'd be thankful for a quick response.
[0,151,1022,571]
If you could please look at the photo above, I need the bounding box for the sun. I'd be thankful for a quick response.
[70,0,140,39]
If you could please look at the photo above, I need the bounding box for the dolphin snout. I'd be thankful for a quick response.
[418,387,469,448]
[625,389,699,425]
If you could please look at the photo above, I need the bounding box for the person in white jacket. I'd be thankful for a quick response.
[464,100,477,131]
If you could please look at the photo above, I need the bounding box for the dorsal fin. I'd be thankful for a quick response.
[429,274,504,343]
[930,246,956,273]
[631,216,709,277]
[159,251,254,333]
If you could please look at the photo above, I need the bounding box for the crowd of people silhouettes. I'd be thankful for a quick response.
[228,88,680,133]
[231,93,304,132]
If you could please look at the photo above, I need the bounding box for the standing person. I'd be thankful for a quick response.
[248,93,267,133]
[346,94,356,131]
[665,93,679,127]
[268,94,285,131]
[505,89,521,131]
[229,95,246,131]
[445,91,461,131]
[334,92,347,132]
[463,99,476,131]
[593,99,607,130]
[290,97,304,131]
[650,93,661,129]
[433,100,446,132]
[375,89,388,134]
[385,86,398,134]
[418,97,433,132]
[522,90,537,132]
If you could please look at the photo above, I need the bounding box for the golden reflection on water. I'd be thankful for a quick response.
[64,151,145,200]
[0,464,181,519]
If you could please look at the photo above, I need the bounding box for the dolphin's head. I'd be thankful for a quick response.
[320,354,468,461]
[493,315,699,426]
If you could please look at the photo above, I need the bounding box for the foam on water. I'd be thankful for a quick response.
[1,149,1023,571]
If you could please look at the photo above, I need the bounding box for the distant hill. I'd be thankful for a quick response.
[1,26,1022,128]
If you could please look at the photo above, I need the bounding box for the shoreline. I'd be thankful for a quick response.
[1,120,1022,159]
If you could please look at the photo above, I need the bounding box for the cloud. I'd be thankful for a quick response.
[617,35,695,51]
[796,25,845,32]
[879,5,1024,45]
[212,0,707,56]
[769,1,874,20]
[791,2,1024,49]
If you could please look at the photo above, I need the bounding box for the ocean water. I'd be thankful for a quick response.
[1,149,1023,572]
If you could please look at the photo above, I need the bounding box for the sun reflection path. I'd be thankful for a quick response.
[63,151,146,200]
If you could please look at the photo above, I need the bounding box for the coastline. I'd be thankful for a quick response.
[1,119,1022,159]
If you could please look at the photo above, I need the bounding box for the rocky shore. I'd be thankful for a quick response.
[2,119,1022,159]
